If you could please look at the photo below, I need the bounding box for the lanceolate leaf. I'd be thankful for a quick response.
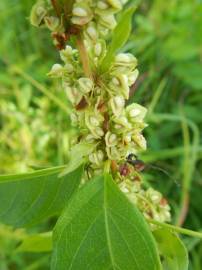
[153,228,189,270]
[51,174,162,270]
[0,165,83,227]
[100,6,136,73]
[17,232,52,253]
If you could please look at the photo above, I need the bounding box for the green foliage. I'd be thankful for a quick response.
[153,228,189,270]
[0,166,83,227]
[17,232,52,253]
[51,174,161,270]
[0,0,202,269]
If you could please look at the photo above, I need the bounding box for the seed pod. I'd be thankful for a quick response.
[60,45,74,63]
[65,86,82,105]
[47,64,63,78]
[107,0,122,9]
[126,103,147,123]
[114,53,138,73]
[89,150,104,166]
[115,53,138,67]
[132,133,147,150]
[85,111,104,138]
[106,145,121,160]
[128,69,139,86]
[94,40,106,60]
[109,95,125,117]
[110,74,130,99]
[99,14,117,29]
[71,3,93,25]
[113,115,132,130]
[44,16,63,32]
[30,0,47,27]
[86,22,98,41]
[105,131,118,147]
[77,78,94,94]
[97,1,109,10]
[146,188,162,204]
[75,96,88,110]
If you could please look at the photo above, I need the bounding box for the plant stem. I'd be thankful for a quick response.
[76,34,93,79]
[51,0,62,17]
[148,219,202,239]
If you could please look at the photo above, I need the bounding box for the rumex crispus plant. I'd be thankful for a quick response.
[0,0,201,269]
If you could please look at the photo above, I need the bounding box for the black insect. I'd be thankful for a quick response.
[126,153,180,187]
[126,154,145,172]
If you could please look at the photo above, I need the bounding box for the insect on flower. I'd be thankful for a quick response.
[126,153,145,172]
[127,153,180,187]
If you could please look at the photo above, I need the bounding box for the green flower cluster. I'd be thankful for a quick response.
[31,0,171,223]
[71,0,128,37]
[119,178,171,223]
[30,0,129,48]
[48,45,147,173]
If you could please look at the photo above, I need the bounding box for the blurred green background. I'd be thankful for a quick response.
[0,0,202,269]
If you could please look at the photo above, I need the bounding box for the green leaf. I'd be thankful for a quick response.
[59,142,96,177]
[51,174,161,270]
[17,232,52,253]
[153,228,189,270]
[100,6,136,73]
[0,166,83,227]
